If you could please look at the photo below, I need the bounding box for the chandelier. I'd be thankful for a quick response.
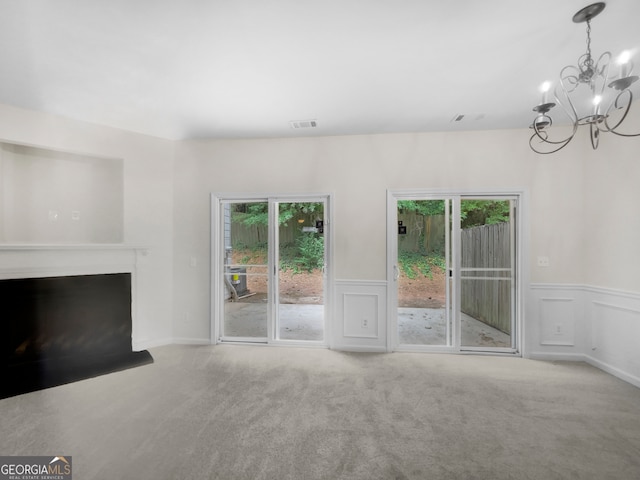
[530,2,639,154]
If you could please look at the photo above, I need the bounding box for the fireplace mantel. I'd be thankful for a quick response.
[0,244,150,357]
[0,244,147,251]
[0,244,149,280]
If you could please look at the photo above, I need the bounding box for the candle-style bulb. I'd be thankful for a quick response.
[618,51,632,78]
[592,95,602,116]
[540,81,552,104]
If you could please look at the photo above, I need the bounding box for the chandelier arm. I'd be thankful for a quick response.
[603,90,640,137]
[589,51,613,137]
[594,51,612,81]
[559,66,581,94]
[529,119,579,154]
[601,89,631,132]
[531,123,577,146]
[556,74,581,124]
[529,132,573,155]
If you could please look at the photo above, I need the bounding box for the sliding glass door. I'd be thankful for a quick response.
[396,199,452,347]
[277,202,325,341]
[213,196,328,345]
[389,191,520,353]
[220,200,270,342]
[459,198,516,351]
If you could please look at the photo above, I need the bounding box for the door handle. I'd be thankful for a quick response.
[394,265,400,280]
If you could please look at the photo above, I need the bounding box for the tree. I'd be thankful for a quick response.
[398,199,509,228]
[460,200,510,228]
[232,202,323,227]
[397,200,444,216]
[231,202,325,273]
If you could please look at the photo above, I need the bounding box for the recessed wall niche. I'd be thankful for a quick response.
[0,142,123,243]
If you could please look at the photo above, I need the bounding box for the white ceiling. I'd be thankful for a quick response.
[1,0,639,140]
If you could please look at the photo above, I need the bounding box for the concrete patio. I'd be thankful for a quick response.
[223,302,510,347]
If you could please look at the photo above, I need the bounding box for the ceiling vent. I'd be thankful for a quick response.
[451,114,485,123]
[290,119,318,129]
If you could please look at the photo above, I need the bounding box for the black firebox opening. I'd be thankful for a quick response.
[1,273,153,399]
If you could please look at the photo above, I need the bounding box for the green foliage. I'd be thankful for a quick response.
[232,240,248,250]
[398,199,510,229]
[278,202,323,227]
[234,244,268,265]
[429,253,447,271]
[398,251,446,279]
[460,200,510,228]
[232,202,323,227]
[230,202,325,273]
[280,233,324,273]
[232,203,269,226]
[398,200,444,216]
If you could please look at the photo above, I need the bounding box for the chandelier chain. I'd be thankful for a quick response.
[584,19,593,69]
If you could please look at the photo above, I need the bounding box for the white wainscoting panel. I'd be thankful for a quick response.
[343,293,380,338]
[587,290,640,388]
[333,280,387,351]
[529,283,640,388]
[528,284,585,359]
[539,297,576,346]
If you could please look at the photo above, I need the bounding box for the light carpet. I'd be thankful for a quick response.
[1,344,639,479]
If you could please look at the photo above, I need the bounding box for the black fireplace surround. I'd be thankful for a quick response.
[1,273,153,399]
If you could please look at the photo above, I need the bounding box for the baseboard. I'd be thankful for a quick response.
[584,354,640,389]
[133,338,173,350]
[527,352,640,389]
[172,337,212,345]
[527,351,588,362]
[135,338,211,350]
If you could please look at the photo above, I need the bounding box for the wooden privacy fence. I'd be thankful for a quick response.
[231,213,320,248]
[397,213,445,254]
[460,222,512,334]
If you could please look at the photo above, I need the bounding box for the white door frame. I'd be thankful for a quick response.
[386,188,528,355]
[211,193,333,347]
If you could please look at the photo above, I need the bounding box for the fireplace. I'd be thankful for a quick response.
[1,272,153,398]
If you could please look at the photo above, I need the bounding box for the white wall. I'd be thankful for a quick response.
[523,104,640,387]
[172,128,586,342]
[1,99,637,387]
[173,113,640,386]
[0,103,174,349]
[582,108,640,293]
[1,142,124,243]
[569,103,640,386]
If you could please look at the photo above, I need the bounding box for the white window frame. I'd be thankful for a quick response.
[211,193,334,347]
[386,188,528,355]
